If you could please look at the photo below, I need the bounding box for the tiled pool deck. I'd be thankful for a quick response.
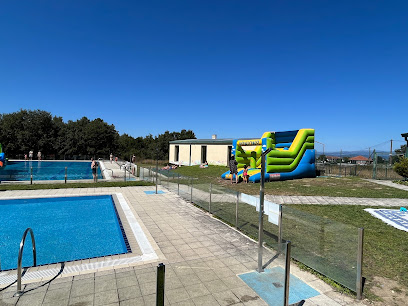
[0,187,364,305]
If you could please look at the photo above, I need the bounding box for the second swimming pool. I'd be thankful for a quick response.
[0,161,103,181]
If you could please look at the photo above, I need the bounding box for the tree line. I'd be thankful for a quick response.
[0,109,195,161]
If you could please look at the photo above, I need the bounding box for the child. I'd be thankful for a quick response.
[243,165,249,183]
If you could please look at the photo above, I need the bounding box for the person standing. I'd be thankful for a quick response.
[37,151,42,161]
[229,155,238,184]
[131,154,136,174]
[29,150,33,160]
[110,153,113,163]
[91,158,98,183]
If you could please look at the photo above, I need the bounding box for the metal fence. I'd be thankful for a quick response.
[138,167,364,296]
[317,163,403,180]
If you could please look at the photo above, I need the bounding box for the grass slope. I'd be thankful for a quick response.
[171,165,408,198]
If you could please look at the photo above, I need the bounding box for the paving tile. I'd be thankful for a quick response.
[115,271,135,279]
[42,298,69,306]
[70,281,94,297]
[184,283,211,298]
[179,273,202,286]
[48,280,72,291]
[95,279,117,293]
[221,276,246,289]
[136,272,156,284]
[142,293,169,305]
[94,289,119,305]
[119,297,145,306]
[165,287,190,304]
[118,285,142,301]
[231,286,260,303]
[116,276,138,289]
[68,293,94,306]
[43,287,71,303]
[165,277,184,290]
[174,299,196,306]
[192,294,220,306]
[203,279,230,294]
[139,281,156,296]
[196,270,219,282]
[213,290,241,306]
[16,291,45,306]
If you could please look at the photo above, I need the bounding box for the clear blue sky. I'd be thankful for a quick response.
[1,1,407,153]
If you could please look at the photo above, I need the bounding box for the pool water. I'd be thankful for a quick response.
[0,195,129,271]
[0,161,102,181]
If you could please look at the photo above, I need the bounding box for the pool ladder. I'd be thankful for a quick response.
[14,228,37,297]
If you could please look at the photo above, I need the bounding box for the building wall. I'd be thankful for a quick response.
[207,145,230,165]
[169,143,231,166]
[169,144,175,162]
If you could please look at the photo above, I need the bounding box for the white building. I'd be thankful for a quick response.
[169,138,233,166]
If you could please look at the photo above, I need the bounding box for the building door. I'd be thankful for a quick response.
[228,146,232,160]
[201,146,207,163]
[175,146,179,162]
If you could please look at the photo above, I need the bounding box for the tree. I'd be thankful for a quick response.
[0,109,62,158]
[0,109,194,160]
[317,155,326,162]
[394,157,408,179]
[395,145,407,155]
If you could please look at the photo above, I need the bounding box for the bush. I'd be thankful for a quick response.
[393,157,408,179]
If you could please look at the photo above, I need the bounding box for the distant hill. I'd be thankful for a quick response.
[316,150,394,158]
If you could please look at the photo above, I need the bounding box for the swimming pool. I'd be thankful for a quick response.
[0,161,102,181]
[0,195,129,271]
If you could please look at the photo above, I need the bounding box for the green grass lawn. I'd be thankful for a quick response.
[169,165,408,198]
[284,205,408,299]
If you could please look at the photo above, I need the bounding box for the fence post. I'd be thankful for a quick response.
[124,166,126,182]
[284,241,291,306]
[190,178,193,203]
[209,183,212,213]
[177,174,180,195]
[356,228,364,300]
[65,167,67,184]
[372,151,377,179]
[156,263,165,306]
[278,204,283,247]
[156,160,159,194]
[236,191,239,229]
[30,167,33,185]
[258,148,271,272]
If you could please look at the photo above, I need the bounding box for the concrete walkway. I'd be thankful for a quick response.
[264,179,408,207]
[265,195,408,207]
[0,187,364,306]
[365,179,408,191]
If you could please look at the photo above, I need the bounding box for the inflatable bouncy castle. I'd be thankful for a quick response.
[0,143,6,168]
[221,129,316,183]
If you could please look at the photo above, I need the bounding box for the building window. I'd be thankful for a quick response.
[175,146,179,162]
[201,146,207,163]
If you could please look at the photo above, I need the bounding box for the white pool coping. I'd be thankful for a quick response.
[0,193,158,285]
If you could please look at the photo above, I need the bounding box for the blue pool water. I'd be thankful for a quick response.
[0,195,129,271]
[0,161,102,181]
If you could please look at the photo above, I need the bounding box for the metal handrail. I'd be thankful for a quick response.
[103,168,114,177]
[15,228,37,297]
